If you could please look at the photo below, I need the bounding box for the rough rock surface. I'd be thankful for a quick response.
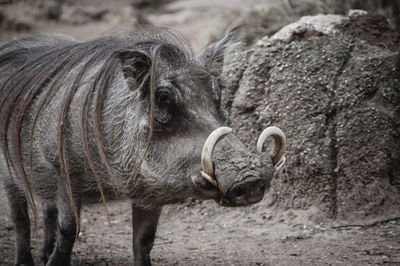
[227,0,400,46]
[223,12,400,221]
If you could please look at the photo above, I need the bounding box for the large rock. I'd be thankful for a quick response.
[227,0,399,46]
[223,12,400,221]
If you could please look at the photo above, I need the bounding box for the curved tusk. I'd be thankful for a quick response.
[201,126,232,187]
[200,171,218,187]
[257,126,286,168]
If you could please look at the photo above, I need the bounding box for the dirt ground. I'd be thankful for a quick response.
[1,0,400,265]
[1,191,400,265]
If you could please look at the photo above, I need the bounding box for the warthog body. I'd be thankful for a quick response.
[0,29,286,266]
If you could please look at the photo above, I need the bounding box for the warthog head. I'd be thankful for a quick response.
[114,29,287,208]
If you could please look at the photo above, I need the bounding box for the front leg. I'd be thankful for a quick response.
[132,205,162,266]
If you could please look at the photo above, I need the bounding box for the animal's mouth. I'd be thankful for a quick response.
[216,176,266,207]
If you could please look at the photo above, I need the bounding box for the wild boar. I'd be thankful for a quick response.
[0,29,286,266]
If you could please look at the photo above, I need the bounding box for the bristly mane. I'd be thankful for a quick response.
[0,29,195,229]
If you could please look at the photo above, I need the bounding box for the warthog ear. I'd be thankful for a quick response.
[197,27,240,76]
[119,50,151,92]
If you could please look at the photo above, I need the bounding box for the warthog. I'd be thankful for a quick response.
[0,29,286,266]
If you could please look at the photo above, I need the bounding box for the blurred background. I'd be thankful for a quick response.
[0,0,399,51]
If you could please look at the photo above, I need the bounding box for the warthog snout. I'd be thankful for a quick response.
[194,126,286,206]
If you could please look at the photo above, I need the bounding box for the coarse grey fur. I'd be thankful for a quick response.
[0,28,276,266]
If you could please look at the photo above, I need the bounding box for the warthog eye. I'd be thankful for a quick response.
[154,87,176,127]
[156,90,171,105]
